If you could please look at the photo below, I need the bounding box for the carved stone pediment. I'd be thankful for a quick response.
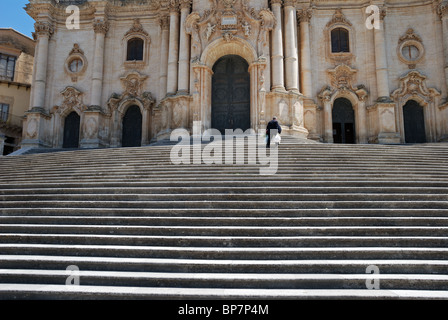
[58,86,85,116]
[327,64,358,90]
[125,18,149,38]
[392,70,441,103]
[120,71,148,97]
[185,0,275,58]
[326,8,352,28]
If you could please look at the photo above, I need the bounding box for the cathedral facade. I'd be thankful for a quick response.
[22,0,448,149]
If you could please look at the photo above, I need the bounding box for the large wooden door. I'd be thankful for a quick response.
[122,105,142,147]
[212,55,250,133]
[332,98,356,144]
[403,100,426,143]
[63,111,80,148]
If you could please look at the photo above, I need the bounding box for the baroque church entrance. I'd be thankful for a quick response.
[332,98,355,144]
[212,55,250,134]
[403,100,426,143]
[63,111,80,148]
[122,105,142,147]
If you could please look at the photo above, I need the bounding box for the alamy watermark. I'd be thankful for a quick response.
[170,121,279,175]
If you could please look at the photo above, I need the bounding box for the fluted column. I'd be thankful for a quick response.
[177,0,191,94]
[167,1,180,95]
[158,15,170,99]
[32,21,54,109]
[270,0,285,91]
[374,8,390,100]
[91,19,109,107]
[297,8,312,98]
[438,2,448,90]
[283,0,299,92]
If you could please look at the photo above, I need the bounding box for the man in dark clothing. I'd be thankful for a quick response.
[266,116,282,148]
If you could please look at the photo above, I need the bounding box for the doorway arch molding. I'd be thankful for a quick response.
[319,85,369,144]
[193,37,266,132]
[392,70,441,143]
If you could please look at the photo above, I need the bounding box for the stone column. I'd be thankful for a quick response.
[91,19,109,108]
[270,0,285,91]
[319,89,333,143]
[167,1,180,95]
[32,21,54,109]
[283,0,299,92]
[177,0,191,94]
[374,9,391,100]
[358,100,368,144]
[158,15,170,99]
[438,2,448,90]
[297,8,313,98]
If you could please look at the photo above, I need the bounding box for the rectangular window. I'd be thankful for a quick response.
[0,104,9,121]
[0,54,17,81]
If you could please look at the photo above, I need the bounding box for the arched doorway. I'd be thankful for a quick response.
[403,100,426,143]
[63,111,80,148]
[212,55,250,133]
[332,98,355,144]
[122,105,142,147]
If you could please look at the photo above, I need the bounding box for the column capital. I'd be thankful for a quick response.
[159,14,170,30]
[93,19,110,34]
[169,0,179,13]
[297,8,313,23]
[283,0,295,8]
[438,1,448,19]
[380,6,387,21]
[179,0,191,11]
[34,21,54,38]
[270,0,283,6]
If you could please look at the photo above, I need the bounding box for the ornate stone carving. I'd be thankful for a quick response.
[185,12,202,60]
[179,0,192,10]
[437,1,448,19]
[159,14,170,30]
[84,117,98,139]
[93,19,109,34]
[26,118,38,139]
[205,22,216,40]
[69,43,84,56]
[327,64,358,90]
[283,0,295,7]
[120,72,148,97]
[59,87,85,116]
[242,21,251,37]
[169,0,179,12]
[297,8,313,23]
[34,21,54,38]
[125,18,149,38]
[326,8,352,28]
[392,70,441,103]
[399,28,422,44]
[270,0,282,5]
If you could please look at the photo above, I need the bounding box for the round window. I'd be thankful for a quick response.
[401,45,420,61]
[69,59,84,73]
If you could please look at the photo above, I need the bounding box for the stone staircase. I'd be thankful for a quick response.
[0,140,448,299]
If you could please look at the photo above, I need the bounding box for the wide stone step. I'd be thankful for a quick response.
[1,216,447,226]
[1,234,447,247]
[1,284,448,300]
[1,224,447,237]
[0,256,447,274]
[1,208,446,217]
[2,200,447,209]
[0,244,447,260]
[2,186,448,195]
[1,193,447,202]
[0,270,447,290]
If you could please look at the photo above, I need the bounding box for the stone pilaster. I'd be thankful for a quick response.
[158,14,170,99]
[438,1,448,91]
[0,134,5,156]
[90,19,109,108]
[270,0,285,91]
[167,0,180,95]
[283,0,299,92]
[373,7,391,101]
[177,0,191,94]
[297,8,313,98]
[31,21,54,110]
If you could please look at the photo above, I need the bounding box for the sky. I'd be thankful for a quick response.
[0,0,35,38]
